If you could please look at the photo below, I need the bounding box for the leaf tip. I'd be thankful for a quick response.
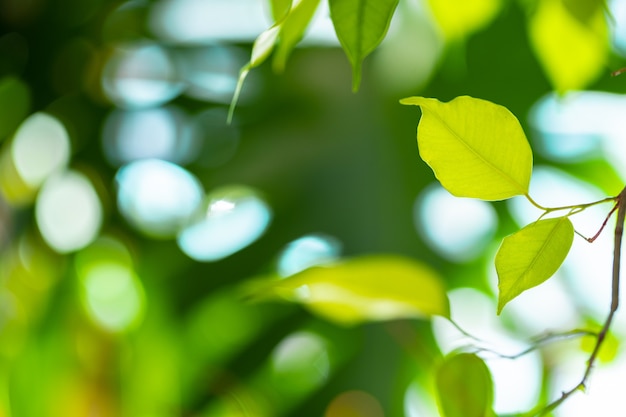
[496,300,505,315]
[399,96,421,106]
[351,66,362,93]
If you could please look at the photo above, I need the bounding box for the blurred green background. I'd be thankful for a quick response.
[2,0,626,416]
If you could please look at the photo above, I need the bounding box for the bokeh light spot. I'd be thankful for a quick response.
[415,184,497,261]
[116,159,204,238]
[11,112,70,188]
[102,106,197,166]
[325,390,385,417]
[35,171,102,253]
[530,91,626,181]
[80,262,145,332]
[148,0,268,43]
[177,185,272,262]
[102,43,184,109]
[277,234,342,276]
[176,46,247,103]
[271,331,330,394]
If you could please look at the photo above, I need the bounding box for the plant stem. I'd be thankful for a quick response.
[471,329,598,361]
[533,186,626,416]
[524,193,616,215]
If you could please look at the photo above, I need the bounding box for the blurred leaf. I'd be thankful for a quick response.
[329,0,399,91]
[273,0,321,72]
[230,0,321,121]
[229,24,281,122]
[529,0,608,92]
[581,328,619,363]
[426,0,501,41]
[270,0,293,21]
[435,353,495,417]
[561,0,607,25]
[248,254,449,326]
[0,76,30,141]
[400,96,532,200]
[496,217,574,314]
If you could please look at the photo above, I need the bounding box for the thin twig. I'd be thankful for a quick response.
[524,193,616,214]
[576,203,620,243]
[532,187,626,416]
[469,329,598,361]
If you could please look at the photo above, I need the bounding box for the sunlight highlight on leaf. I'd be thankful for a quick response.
[496,217,574,314]
[273,0,320,72]
[529,0,608,92]
[426,0,501,41]
[329,0,399,91]
[435,353,494,417]
[401,96,532,200]
[250,255,449,325]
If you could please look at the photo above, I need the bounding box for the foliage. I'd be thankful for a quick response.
[1,0,626,417]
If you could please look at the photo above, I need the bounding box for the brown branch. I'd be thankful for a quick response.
[576,202,620,243]
[532,186,626,417]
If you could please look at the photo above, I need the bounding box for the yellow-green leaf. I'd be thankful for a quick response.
[426,0,502,41]
[436,353,495,417]
[581,328,619,363]
[248,254,449,326]
[496,217,574,314]
[400,96,532,201]
[273,0,320,72]
[329,0,399,91]
[529,0,609,93]
[270,0,293,21]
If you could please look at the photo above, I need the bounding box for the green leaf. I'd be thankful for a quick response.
[496,217,574,314]
[400,96,532,201]
[529,0,609,92]
[229,0,320,122]
[270,0,293,21]
[228,24,281,123]
[426,0,502,41]
[436,353,495,417]
[329,0,399,91]
[562,0,608,25]
[247,254,449,326]
[273,0,321,72]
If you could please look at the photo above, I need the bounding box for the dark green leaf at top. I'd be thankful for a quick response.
[329,0,399,91]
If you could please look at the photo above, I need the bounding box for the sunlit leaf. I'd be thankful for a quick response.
[329,0,399,91]
[426,0,501,41]
[436,353,494,417]
[529,0,608,93]
[581,329,618,363]
[228,25,281,123]
[496,217,574,314]
[400,96,532,200]
[270,0,293,21]
[273,0,321,72]
[249,254,449,325]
